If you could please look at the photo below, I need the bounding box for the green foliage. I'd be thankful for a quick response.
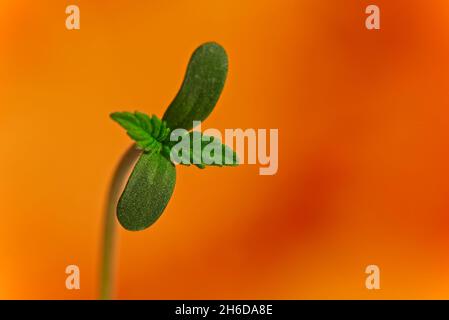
[117,152,176,231]
[111,42,237,232]
[110,112,170,153]
[170,132,239,169]
[162,42,228,131]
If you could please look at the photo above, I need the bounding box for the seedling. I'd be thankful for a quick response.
[100,42,238,299]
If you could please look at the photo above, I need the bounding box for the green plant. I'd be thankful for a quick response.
[100,42,238,299]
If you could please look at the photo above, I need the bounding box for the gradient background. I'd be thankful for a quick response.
[1,0,449,299]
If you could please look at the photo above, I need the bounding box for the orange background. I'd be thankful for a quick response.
[1,0,449,299]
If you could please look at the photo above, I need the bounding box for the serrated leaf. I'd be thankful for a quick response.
[134,111,153,133]
[162,42,228,131]
[117,152,176,231]
[110,112,170,153]
[169,132,239,168]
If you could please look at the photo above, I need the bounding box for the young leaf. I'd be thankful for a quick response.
[117,152,176,231]
[170,132,239,168]
[110,112,170,153]
[162,42,228,131]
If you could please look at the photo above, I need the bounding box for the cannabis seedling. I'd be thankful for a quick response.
[100,42,238,299]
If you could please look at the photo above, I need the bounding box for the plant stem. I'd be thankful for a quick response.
[100,145,141,300]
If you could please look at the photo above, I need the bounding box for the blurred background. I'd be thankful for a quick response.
[1,0,449,299]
